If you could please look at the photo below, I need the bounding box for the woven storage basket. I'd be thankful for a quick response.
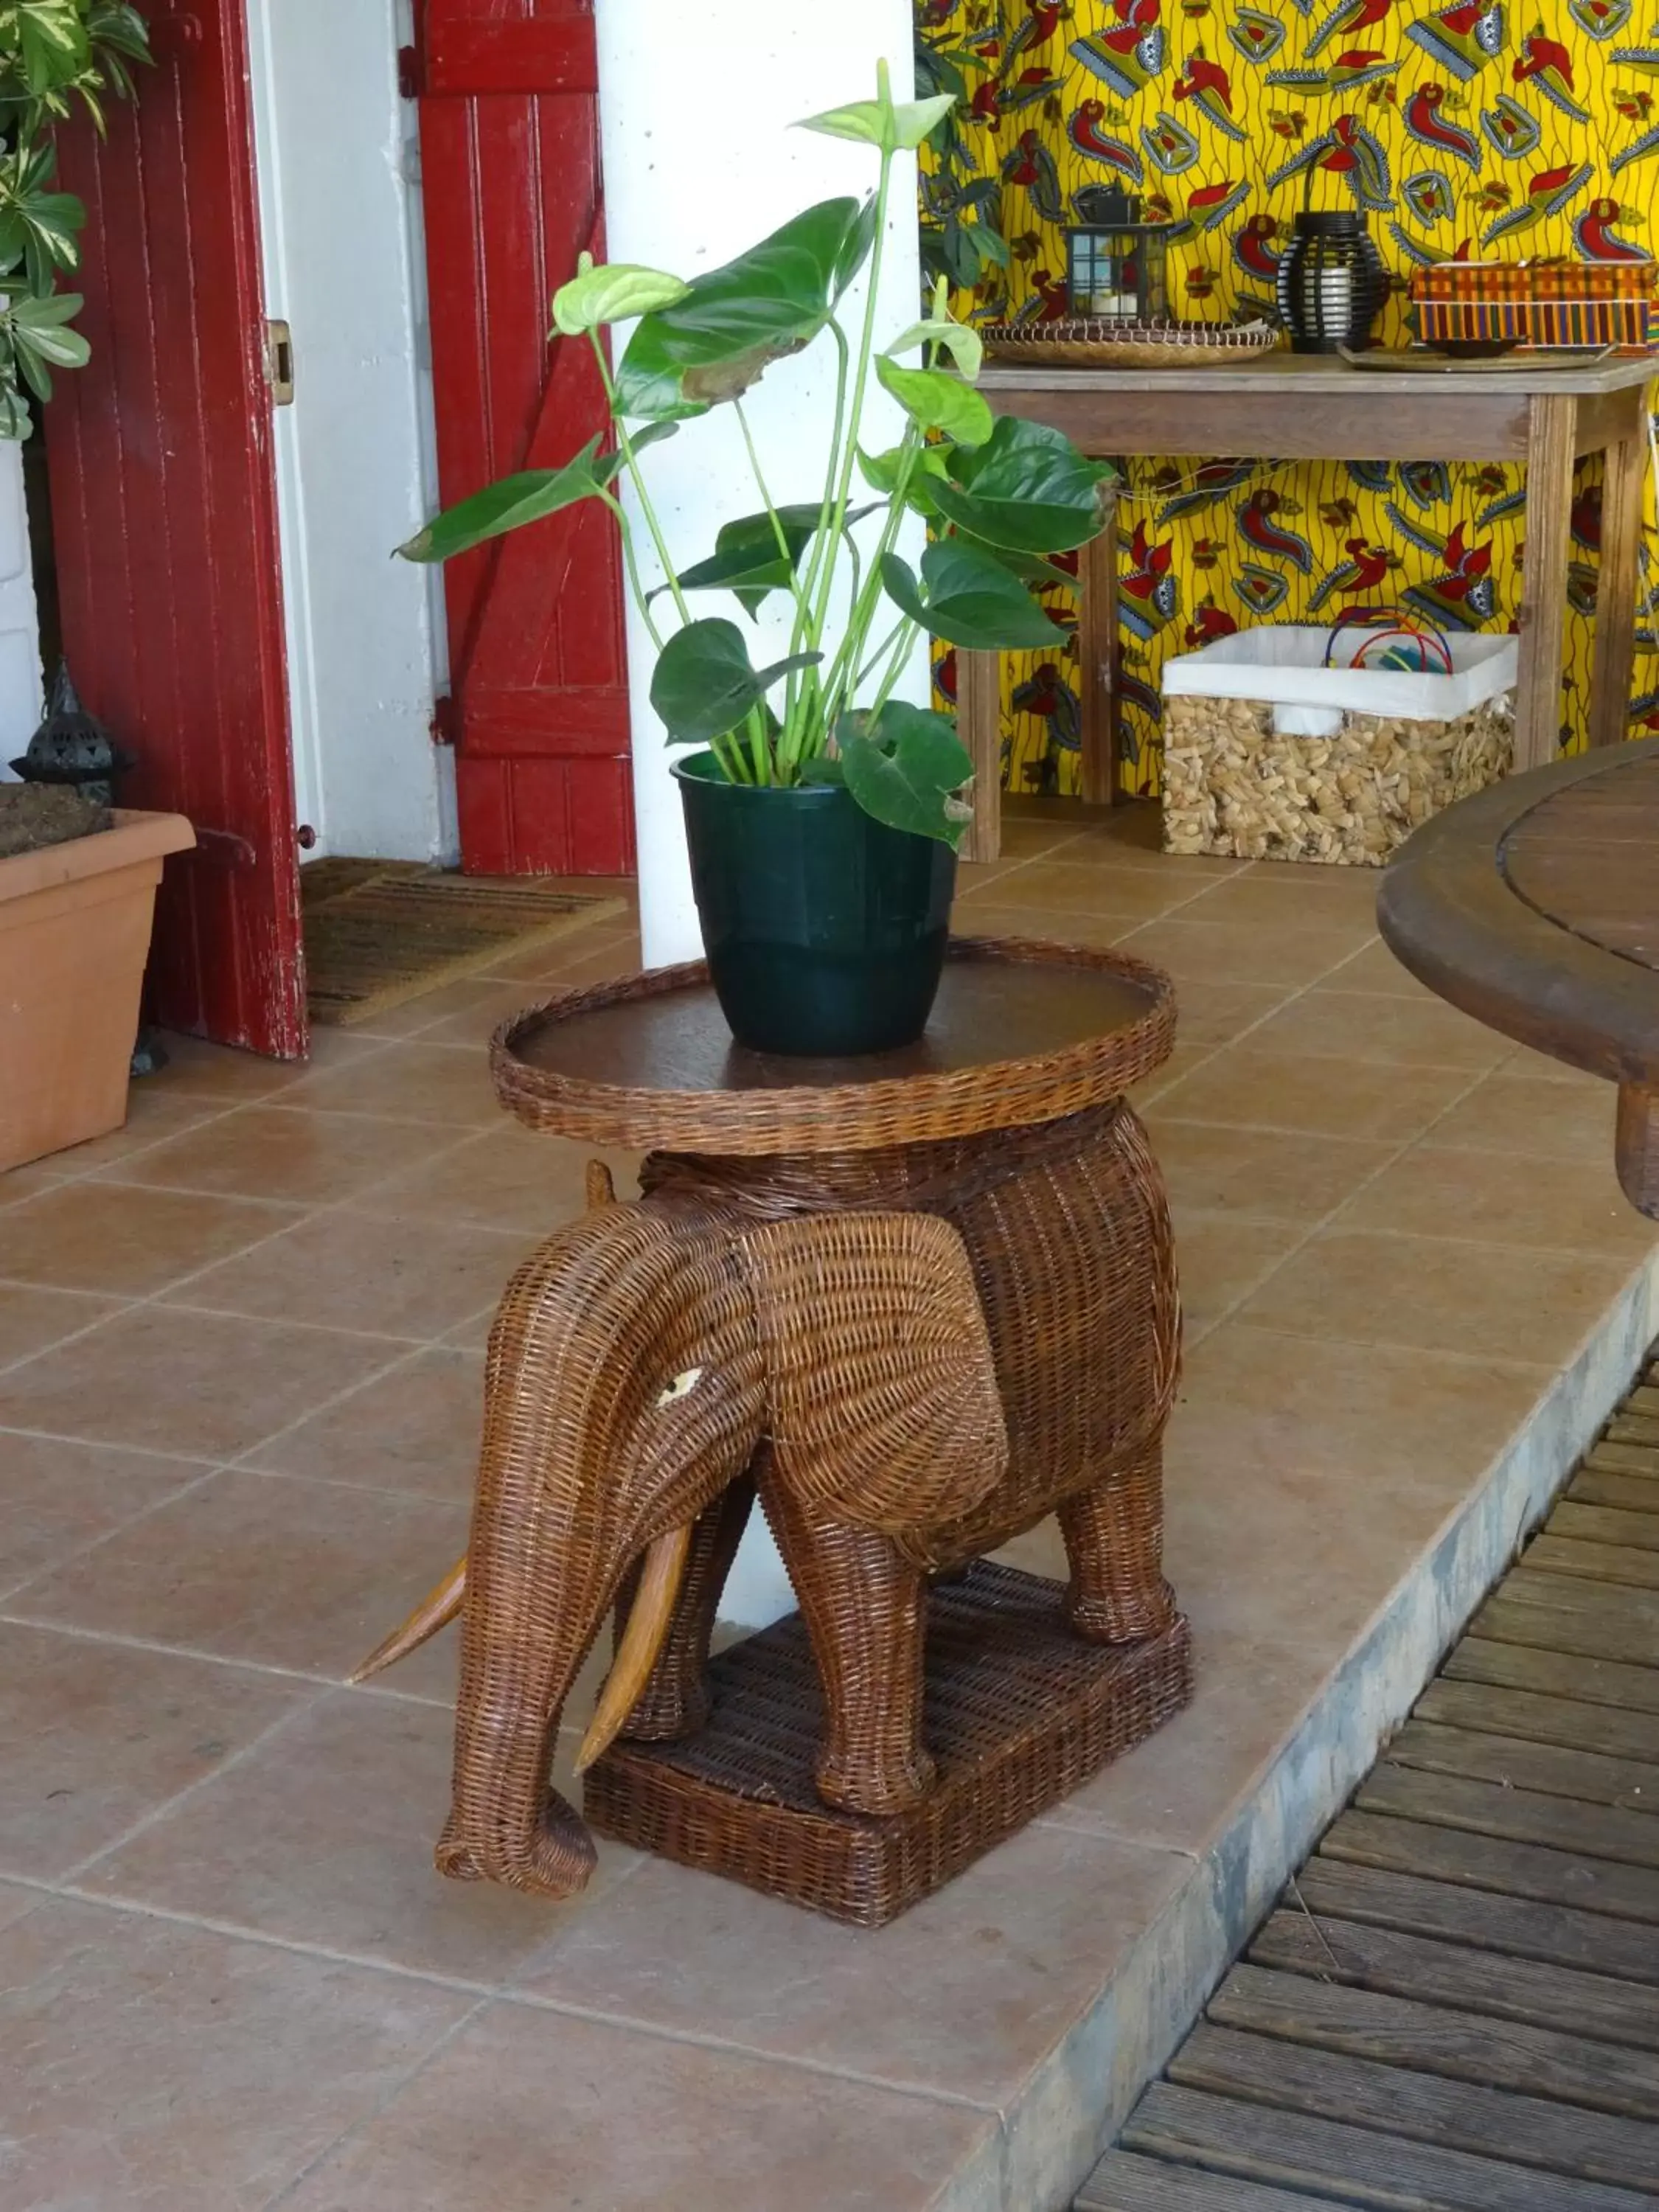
[1161,627,1517,866]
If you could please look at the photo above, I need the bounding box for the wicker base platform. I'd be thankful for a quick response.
[585,1561,1194,1927]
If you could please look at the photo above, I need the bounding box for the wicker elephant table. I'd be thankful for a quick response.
[357,936,1192,1925]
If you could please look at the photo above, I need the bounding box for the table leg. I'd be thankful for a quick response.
[1589,422,1646,751]
[1078,492,1119,806]
[1514,395,1576,772]
[959,649,1003,863]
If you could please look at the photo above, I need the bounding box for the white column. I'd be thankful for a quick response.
[594,3,924,1628]
[594,1,925,964]
[0,442,41,779]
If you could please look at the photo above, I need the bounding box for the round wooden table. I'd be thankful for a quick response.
[451,934,1195,1924]
[1377,738,1659,1217]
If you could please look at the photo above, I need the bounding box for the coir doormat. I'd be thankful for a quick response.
[301,859,625,1027]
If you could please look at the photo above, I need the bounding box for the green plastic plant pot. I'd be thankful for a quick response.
[673,752,957,1057]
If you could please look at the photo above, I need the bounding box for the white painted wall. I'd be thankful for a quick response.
[594,2,928,973]
[0,442,43,780]
[245,0,449,862]
[594,1,926,1629]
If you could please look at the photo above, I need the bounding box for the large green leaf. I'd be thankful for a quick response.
[880,540,1068,650]
[663,501,877,617]
[838,701,975,847]
[797,88,956,151]
[874,358,992,445]
[16,1,87,93]
[0,141,83,290]
[613,198,871,421]
[394,425,675,563]
[650,618,821,745]
[883,313,983,381]
[931,417,1116,554]
[552,257,689,337]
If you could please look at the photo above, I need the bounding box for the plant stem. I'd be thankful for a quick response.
[781,317,852,776]
[597,490,666,652]
[587,331,694,628]
[819,422,925,727]
[866,616,921,721]
[809,147,894,658]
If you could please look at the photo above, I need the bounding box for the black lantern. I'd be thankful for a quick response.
[1065,187,1175,324]
[10,662,133,806]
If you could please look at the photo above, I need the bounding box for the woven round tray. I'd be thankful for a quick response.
[981,318,1279,369]
[492,936,1175,1155]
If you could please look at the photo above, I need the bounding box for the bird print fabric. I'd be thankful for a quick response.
[920,0,1659,799]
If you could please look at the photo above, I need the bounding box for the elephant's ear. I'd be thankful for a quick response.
[744,1211,1009,1532]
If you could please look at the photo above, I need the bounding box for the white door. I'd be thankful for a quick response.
[243,0,448,861]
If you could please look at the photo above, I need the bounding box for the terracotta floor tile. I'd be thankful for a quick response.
[1152,1045,1475,1144]
[0,1619,310,1878]
[1181,869,1384,924]
[163,1212,532,1342]
[274,1041,505,1127]
[139,1030,316,1101]
[1041,1628,1318,1859]
[379,976,542,1049]
[948,900,1132,949]
[0,1878,43,1937]
[0,1433,204,1597]
[347,1124,641,1233]
[48,1083,234,1171]
[1117,912,1376,989]
[246,1347,484,1500]
[1167,1211,1307,1340]
[82,1689,639,1984]
[8,1467,468,1683]
[1167,1318,1551,1501]
[105,1104,464,1206]
[1245,990,1513,1071]
[1340,1144,1659,1256]
[276,1999,1000,2212]
[0,1180,298,1297]
[1315,938,1441,998]
[516,1821,1185,2105]
[0,1307,397,1461]
[1067,829,1243,877]
[970,859,1214,923]
[0,1163,72,1210]
[1163,979,1288,1052]
[1144,1116,1396,1223]
[0,1282,122,1368]
[1430,1066,1616,1161]
[1235,1227,1638,1366]
[0,1898,470,2212]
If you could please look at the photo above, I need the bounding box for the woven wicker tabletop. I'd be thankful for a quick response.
[492,935,1176,1155]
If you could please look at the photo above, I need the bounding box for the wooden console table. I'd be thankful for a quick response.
[961,352,1656,863]
[1378,737,1659,1217]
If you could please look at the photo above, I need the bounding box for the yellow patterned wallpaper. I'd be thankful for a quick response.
[919,0,1659,796]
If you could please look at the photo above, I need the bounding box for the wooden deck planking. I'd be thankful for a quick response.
[1079,1349,1659,2212]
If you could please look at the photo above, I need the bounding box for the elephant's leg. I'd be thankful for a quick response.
[761,1475,935,1818]
[1058,1439,1177,1645]
[612,1473,756,1743]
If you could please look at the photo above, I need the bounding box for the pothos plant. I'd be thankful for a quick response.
[0,0,150,438]
[398,63,1113,848]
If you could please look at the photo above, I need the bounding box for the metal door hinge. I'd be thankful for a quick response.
[264,320,295,406]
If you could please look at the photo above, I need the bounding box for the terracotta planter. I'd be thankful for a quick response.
[0,807,195,1173]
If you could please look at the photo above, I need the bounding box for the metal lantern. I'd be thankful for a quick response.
[10,662,134,806]
[1065,187,1175,324]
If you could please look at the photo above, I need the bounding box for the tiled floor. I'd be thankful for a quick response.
[0,806,1654,2211]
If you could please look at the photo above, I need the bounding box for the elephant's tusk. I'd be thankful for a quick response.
[575,1525,692,1774]
[347,1557,467,1683]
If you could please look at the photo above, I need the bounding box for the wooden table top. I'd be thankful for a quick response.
[1377,740,1659,1214]
[979,351,1659,400]
[490,938,1176,1155]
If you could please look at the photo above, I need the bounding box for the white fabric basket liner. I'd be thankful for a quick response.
[1161,625,1519,729]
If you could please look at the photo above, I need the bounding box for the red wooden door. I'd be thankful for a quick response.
[44,0,303,1056]
[414,0,635,877]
